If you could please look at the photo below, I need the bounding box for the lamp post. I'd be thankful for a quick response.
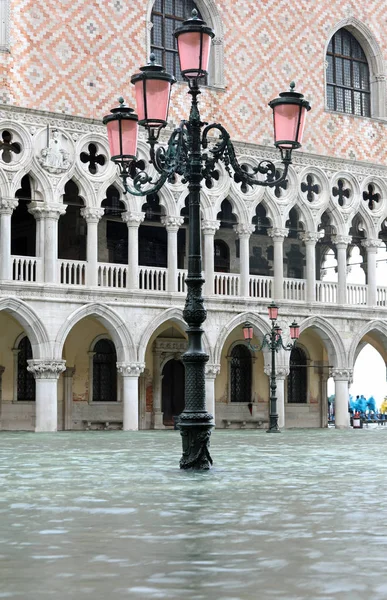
[103,10,311,469]
[242,304,300,433]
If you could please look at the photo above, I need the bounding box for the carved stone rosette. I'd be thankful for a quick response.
[116,362,145,377]
[27,360,66,379]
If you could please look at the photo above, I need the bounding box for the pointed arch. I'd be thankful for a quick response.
[299,315,346,368]
[348,319,387,367]
[0,298,50,358]
[213,311,271,366]
[54,303,136,363]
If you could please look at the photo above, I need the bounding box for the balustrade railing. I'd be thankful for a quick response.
[316,281,337,304]
[12,256,41,283]
[139,267,167,292]
[59,260,86,286]
[249,275,273,299]
[177,269,187,293]
[377,286,387,307]
[347,283,367,306]
[98,263,127,288]
[283,278,306,301]
[214,273,239,296]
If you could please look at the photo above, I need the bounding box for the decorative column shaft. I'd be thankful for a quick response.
[234,223,255,298]
[35,204,67,284]
[300,232,322,303]
[122,211,144,290]
[117,362,145,430]
[330,368,352,429]
[205,364,220,423]
[332,235,351,305]
[27,360,66,432]
[268,228,288,301]
[0,199,18,280]
[81,207,104,287]
[161,216,184,292]
[202,220,220,296]
[362,239,382,307]
[28,202,45,282]
[152,348,164,429]
[63,366,75,431]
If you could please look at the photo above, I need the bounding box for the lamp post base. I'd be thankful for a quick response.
[266,427,281,433]
[179,413,214,470]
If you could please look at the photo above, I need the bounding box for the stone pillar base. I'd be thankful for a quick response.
[153,411,165,429]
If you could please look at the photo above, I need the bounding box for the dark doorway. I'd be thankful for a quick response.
[162,359,185,426]
[92,339,117,402]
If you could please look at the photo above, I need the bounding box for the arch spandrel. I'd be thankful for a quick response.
[348,320,387,367]
[0,298,50,359]
[213,311,271,366]
[299,316,346,369]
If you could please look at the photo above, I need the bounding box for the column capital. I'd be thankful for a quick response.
[0,198,18,215]
[233,223,255,237]
[117,362,146,377]
[329,367,353,382]
[161,215,184,231]
[264,365,289,378]
[267,227,288,240]
[361,238,383,251]
[205,364,220,379]
[27,359,66,379]
[299,231,324,244]
[202,220,220,235]
[28,203,66,220]
[332,235,352,248]
[80,207,104,223]
[122,211,145,227]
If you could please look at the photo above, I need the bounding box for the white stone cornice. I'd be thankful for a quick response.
[233,223,255,237]
[332,235,352,248]
[329,368,353,382]
[121,211,145,227]
[202,219,220,235]
[80,207,104,223]
[361,239,383,250]
[299,231,324,244]
[0,198,18,215]
[27,359,66,379]
[267,227,288,240]
[205,364,220,379]
[161,216,184,231]
[116,362,145,377]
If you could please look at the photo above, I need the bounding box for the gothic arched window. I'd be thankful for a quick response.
[17,336,35,401]
[326,29,370,117]
[92,339,117,402]
[288,347,307,404]
[230,344,251,403]
[151,0,202,81]
[214,240,230,273]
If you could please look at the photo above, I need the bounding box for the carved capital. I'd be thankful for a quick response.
[28,203,66,220]
[161,215,184,231]
[233,223,255,237]
[0,198,18,215]
[116,362,145,377]
[205,364,220,379]
[329,368,353,382]
[267,227,288,240]
[332,235,352,248]
[299,231,324,244]
[264,365,289,378]
[80,207,104,223]
[122,211,145,227]
[27,360,66,379]
[361,239,383,251]
[202,220,220,235]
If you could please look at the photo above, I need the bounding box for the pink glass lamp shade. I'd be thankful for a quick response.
[242,322,254,341]
[131,55,176,129]
[274,325,282,339]
[269,82,311,150]
[174,9,214,79]
[103,98,138,163]
[289,321,300,340]
[268,302,279,321]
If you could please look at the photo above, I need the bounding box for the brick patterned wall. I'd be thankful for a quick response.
[2,0,387,164]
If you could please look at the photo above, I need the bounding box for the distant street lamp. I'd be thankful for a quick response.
[243,303,300,433]
[103,10,310,468]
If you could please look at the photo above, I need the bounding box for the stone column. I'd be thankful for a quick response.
[320,371,329,428]
[0,365,4,423]
[268,228,288,301]
[28,202,45,282]
[122,211,144,290]
[234,224,255,298]
[202,220,220,296]
[152,347,164,429]
[332,235,351,306]
[161,216,184,293]
[80,207,104,287]
[63,366,75,431]
[264,365,288,429]
[299,232,322,303]
[116,362,145,430]
[27,360,66,432]
[362,239,382,307]
[41,205,67,284]
[0,198,18,280]
[205,364,220,423]
[330,368,352,429]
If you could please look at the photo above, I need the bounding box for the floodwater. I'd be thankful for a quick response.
[0,430,387,600]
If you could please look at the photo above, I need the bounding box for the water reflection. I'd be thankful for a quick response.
[0,430,387,599]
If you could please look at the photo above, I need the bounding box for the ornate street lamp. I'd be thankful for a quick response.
[103,9,310,469]
[243,306,300,433]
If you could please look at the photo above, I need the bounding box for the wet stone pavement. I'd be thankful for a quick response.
[0,429,387,600]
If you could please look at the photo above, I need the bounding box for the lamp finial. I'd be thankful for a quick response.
[289,81,295,91]
[191,8,198,18]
